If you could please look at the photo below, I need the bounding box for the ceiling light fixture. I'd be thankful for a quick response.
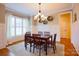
[34,3,48,24]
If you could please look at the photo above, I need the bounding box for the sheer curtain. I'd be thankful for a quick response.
[6,14,30,39]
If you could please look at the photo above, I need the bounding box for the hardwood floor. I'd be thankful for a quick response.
[60,38,78,56]
[0,40,23,56]
[0,48,11,56]
[0,38,79,56]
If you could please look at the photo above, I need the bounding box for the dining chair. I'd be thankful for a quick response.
[44,32,50,36]
[52,34,57,53]
[44,32,57,53]
[45,33,57,53]
[24,32,33,52]
[38,31,43,36]
[44,32,52,46]
[32,34,45,56]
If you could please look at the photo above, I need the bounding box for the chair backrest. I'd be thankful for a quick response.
[53,34,57,43]
[38,31,43,35]
[25,32,31,35]
[25,32,31,41]
[44,32,50,36]
[32,34,41,42]
[25,32,31,37]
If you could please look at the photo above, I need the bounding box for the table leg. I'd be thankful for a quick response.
[46,39,47,55]
[51,36,52,47]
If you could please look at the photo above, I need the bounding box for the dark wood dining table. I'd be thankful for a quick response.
[27,34,52,55]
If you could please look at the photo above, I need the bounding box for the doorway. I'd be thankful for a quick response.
[59,12,71,43]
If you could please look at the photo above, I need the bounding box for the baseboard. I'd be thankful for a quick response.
[6,40,24,47]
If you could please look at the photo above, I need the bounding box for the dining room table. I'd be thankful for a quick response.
[26,34,52,55]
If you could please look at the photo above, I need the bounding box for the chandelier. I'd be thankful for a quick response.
[34,3,48,24]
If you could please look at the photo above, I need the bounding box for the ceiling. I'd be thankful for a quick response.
[4,3,72,16]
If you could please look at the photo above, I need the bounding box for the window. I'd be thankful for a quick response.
[16,17,22,36]
[23,18,30,34]
[7,14,30,38]
[7,15,15,38]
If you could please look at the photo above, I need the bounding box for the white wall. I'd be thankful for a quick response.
[72,21,79,55]
[71,4,79,55]
[0,24,7,49]
[0,4,7,49]
[36,23,60,41]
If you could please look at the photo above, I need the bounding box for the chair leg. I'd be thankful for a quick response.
[55,45,56,50]
[53,46,56,54]
[33,45,35,53]
[44,45,46,51]
[39,45,41,56]
[30,43,32,52]
[25,43,27,50]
